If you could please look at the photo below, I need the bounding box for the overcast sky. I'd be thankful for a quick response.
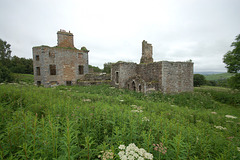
[0,0,240,72]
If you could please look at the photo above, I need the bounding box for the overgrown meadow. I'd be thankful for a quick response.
[0,83,239,159]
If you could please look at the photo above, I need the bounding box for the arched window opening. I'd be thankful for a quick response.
[139,84,142,92]
[132,81,136,91]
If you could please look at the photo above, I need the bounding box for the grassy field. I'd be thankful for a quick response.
[204,73,234,81]
[0,83,239,159]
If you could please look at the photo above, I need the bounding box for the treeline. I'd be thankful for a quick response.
[194,74,233,88]
[89,62,112,74]
[0,38,33,83]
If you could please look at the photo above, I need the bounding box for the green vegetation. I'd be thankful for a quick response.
[0,83,239,159]
[0,38,33,83]
[205,73,234,81]
[89,65,102,73]
[223,34,240,90]
[194,74,206,87]
[81,46,89,53]
[13,73,34,84]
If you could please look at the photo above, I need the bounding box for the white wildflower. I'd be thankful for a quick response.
[118,151,125,157]
[138,148,146,157]
[211,112,217,115]
[144,152,154,159]
[225,115,237,119]
[131,110,139,113]
[119,145,126,150]
[119,100,124,102]
[142,117,150,122]
[118,143,153,160]
[83,99,91,102]
[214,125,227,130]
[237,147,240,152]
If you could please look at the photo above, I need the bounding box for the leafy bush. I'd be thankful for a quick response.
[0,63,14,83]
[194,74,206,87]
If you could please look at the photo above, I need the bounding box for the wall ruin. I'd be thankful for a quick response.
[33,30,89,87]
[111,40,193,94]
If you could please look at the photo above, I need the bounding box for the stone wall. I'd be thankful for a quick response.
[161,61,193,93]
[111,62,137,88]
[140,40,153,64]
[33,30,89,87]
[82,73,111,81]
[57,30,74,48]
[33,46,89,87]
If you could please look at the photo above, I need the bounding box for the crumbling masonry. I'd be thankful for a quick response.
[33,31,193,93]
[33,30,89,87]
[111,41,193,94]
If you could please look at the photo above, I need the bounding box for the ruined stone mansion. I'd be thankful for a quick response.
[33,30,193,94]
[111,40,193,94]
[33,30,89,86]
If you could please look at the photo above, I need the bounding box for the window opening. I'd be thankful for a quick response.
[115,71,119,84]
[132,81,136,91]
[36,55,39,61]
[66,81,72,86]
[79,65,84,75]
[139,84,142,92]
[37,81,41,86]
[49,51,55,58]
[50,65,56,75]
[36,67,40,75]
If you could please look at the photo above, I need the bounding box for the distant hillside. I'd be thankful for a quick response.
[204,73,234,81]
[194,72,225,75]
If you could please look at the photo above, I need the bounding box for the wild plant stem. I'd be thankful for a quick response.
[67,117,71,160]
[23,143,28,160]
[0,143,3,159]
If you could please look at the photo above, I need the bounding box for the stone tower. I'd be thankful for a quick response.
[57,29,74,48]
[140,40,153,63]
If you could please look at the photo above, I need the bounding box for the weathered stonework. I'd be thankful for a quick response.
[140,40,153,64]
[33,30,89,87]
[77,73,111,86]
[111,40,193,94]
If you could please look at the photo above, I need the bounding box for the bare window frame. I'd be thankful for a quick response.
[36,67,40,75]
[79,65,84,75]
[50,65,56,75]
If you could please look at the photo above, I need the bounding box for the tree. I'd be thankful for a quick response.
[10,56,33,74]
[223,34,240,73]
[223,34,240,90]
[103,62,112,74]
[0,39,11,66]
[0,39,14,82]
[194,74,206,87]
[88,65,102,73]
[0,63,14,83]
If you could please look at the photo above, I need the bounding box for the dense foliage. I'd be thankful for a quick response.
[223,34,240,73]
[0,83,239,159]
[0,39,33,83]
[193,74,206,87]
[103,63,112,74]
[89,65,102,73]
[10,56,33,74]
[223,34,240,90]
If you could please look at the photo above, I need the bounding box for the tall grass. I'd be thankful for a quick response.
[0,83,239,159]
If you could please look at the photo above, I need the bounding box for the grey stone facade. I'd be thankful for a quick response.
[111,41,193,94]
[33,30,89,87]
